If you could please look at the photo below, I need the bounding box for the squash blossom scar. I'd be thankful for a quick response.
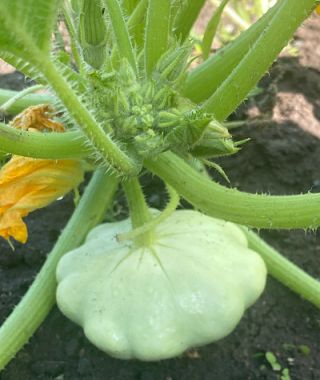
[0,105,84,244]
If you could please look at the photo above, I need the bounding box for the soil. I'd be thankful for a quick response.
[1,14,320,380]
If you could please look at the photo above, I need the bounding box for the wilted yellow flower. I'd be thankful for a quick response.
[317,5,320,15]
[0,156,84,243]
[10,104,64,132]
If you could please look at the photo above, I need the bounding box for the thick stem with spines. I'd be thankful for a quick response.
[40,60,139,176]
[0,123,89,159]
[102,0,137,72]
[145,151,320,229]
[0,170,118,370]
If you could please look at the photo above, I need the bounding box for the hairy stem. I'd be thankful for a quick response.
[242,228,320,309]
[40,60,139,176]
[0,123,88,159]
[128,0,147,47]
[0,170,118,371]
[103,0,137,72]
[145,151,320,229]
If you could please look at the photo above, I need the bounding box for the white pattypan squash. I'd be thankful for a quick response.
[56,210,267,361]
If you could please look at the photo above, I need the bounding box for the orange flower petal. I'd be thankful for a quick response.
[0,210,28,244]
[0,156,84,243]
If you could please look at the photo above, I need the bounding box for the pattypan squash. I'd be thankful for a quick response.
[56,210,267,361]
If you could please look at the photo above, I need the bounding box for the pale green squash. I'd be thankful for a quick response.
[56,210,266,361]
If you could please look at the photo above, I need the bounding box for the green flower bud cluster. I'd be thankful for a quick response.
[85,48,239,160]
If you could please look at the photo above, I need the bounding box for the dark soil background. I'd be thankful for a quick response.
[1,14,320,380]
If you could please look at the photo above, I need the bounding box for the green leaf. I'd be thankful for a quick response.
[0,0,61,65]
[202,0,230,60]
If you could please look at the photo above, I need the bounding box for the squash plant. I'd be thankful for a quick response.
[0,0,320,367]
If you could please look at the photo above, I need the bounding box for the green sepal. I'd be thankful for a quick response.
[191,136,239,159]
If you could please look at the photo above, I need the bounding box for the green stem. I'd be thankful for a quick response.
[102,0,137,72]
[128,0,147,46]
[182,1,280,103]
[145,151,320,229]
[62,0,83,71]
[242,228,320,309]
[202,0,230,61]
[174,0,206,41]
[144,0,170,77]
[122,0,139,15]
[0,89,54,114]
[128,0,148,28]
[211,0,249,30]
[122,177,153,247]
[0,85,44,113]
[202,0,315,119]
[0,169,119,371]
[40,60,139,176]
[0,123,89,159]
[79,0,107,69]
[118,184,179,242]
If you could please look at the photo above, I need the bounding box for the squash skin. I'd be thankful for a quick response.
[56,210,267,361]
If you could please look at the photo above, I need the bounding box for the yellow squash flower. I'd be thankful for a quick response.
[0,157,84,243]
[0,105,84,244]
[317,5,320,15]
